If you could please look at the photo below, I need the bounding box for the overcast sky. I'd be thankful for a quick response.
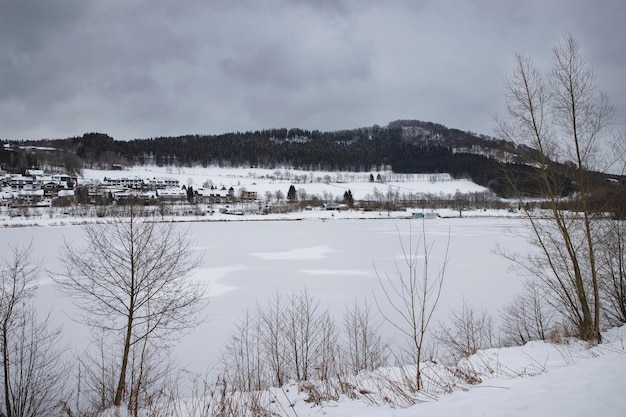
[1,0,624,141]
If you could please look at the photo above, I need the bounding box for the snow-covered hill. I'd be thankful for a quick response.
[82,165,489,201]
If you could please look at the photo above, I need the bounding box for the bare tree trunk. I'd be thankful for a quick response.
[3,320,12,417]
[114,212,137,408]
[114,307,134,407]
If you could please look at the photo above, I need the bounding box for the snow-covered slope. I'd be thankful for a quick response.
[81,165,489,200]
[287,326,626,417]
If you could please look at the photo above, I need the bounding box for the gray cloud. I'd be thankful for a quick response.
[0,0,624,141]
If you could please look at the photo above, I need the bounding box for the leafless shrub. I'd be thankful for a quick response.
[299,380,338,406]
[139,372,279,417]
[445,365,482,386]
[258,293,288,388]
[0,242,67,417]
[500,279,556,346]
[222,309,265,392]
[597,219,626,325]
[283,288,338,382]
[342,301,388,376]
[68,328,174,416]
[222,288,339,391]
[435,300,495,362]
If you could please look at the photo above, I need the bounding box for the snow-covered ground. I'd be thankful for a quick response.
[1,166,623,416]
[286,325,626,417]
[10,217,524,368]
[2,217,625,416]
[81,165,489,201]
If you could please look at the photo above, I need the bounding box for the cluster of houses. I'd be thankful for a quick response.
[0,169,77,207]
[0,170,259,208]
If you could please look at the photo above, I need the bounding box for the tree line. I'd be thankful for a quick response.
[4,119,623,209]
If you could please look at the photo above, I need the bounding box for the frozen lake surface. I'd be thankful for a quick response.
[3,217,528,375]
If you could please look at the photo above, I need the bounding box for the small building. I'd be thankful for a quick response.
[9,175,38,191]
[11,189,44,206]
[51,174,75,189]
[104,176,145,189]
[241,190,257,201]
[25,169,45,178]
[157,188,187,200]
[148,177,180,189]
[43,182,61,197]
[323,203,349,211]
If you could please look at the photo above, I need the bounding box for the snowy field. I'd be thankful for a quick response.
[2,216,625,416]
[81,165,489,200]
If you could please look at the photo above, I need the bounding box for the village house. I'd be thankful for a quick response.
[9,175,38,191]
[103,176,145,189]
[156,188,187,200]
[241,190,257,201]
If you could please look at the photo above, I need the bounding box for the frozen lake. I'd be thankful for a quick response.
[2,217,528,375]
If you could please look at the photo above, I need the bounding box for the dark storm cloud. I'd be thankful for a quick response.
[0,0,624,141]
[0,0,84,100]
[0,0,84,52]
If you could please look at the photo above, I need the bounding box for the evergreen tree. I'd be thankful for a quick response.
[287,185,297,203]
[343,189,354,207]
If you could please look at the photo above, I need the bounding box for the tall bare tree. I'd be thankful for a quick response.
[1,242,66,417]
[54,207,206,412]
[497,34,615,342]
[374,222,448,391]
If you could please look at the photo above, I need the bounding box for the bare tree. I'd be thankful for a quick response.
[598,219,626,325]
[0,242,66,417]
[374,222,448,391]
[315,310,339,382]
[222,288,339,391]
[496,34,615,342]
[221,309,265,392]
[54,206,206,412]
[499,279,556,346]
[258,293,288,388]
[73,330,118,413]
[342,301,387,375]
[435,300,495,362]
[283,288,337,382]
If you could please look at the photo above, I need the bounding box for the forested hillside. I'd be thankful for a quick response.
[2,120,624,208]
